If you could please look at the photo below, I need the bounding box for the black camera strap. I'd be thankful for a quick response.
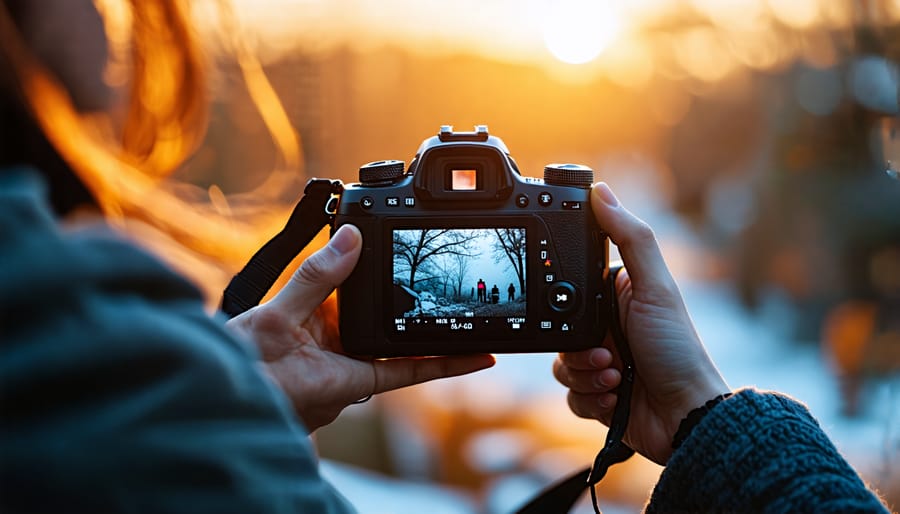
[220,178,343,318]
[221,181,636,513]
[515,264,635,514]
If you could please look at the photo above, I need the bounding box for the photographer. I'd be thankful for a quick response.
[0,2,892,514]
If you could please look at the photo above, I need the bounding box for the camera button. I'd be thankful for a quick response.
[538,192,553,206]
[516,194,529,208]
[404,197,416,207]
[386,197,400,207]
[540,320,553,330]
[545,273,555,282]
[548,281,577,313]
[561,201,582,210]
[361,196,375,209]
[540,248,554,267]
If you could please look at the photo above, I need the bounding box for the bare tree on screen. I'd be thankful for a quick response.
[492,228,526,299]
[393,229,477,292]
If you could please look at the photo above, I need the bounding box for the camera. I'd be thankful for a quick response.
[334,125,611,357]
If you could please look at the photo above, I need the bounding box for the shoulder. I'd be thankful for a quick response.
[1,169,213,356]
[0,168,266,404]
[0,168,266,420]
[0,170,355,513]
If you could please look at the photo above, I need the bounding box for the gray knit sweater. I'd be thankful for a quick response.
[1,169,355,513]
[646,389,891,513]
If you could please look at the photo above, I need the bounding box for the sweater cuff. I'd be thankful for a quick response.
[646,388,887,514]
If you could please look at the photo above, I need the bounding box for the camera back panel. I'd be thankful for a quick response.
[334,126,611,357]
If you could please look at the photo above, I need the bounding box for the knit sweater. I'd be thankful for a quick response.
[646,389,890,513]
[1,169,355,513]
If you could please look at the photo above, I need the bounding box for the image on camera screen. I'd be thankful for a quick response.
[392,228,527,333]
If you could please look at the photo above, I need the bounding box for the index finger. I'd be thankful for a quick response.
[371,354,496,394]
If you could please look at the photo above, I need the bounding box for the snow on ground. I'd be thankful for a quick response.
[320,459,477,514]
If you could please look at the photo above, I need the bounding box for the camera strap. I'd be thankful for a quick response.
[514,264,635,514]
[220,179,344,318]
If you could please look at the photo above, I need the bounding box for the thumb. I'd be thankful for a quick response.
[270,224,363,322]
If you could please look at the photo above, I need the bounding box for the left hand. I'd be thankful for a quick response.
[552,183,729,465]
[227,225,496,432]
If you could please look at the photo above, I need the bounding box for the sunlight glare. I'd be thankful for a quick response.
[541,1,623,65]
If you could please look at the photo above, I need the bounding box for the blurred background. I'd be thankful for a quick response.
[164,0,900,511]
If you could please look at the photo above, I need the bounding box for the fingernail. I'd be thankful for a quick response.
[594,182,619,207]
[330,225,360,255]
[594,373,607,389]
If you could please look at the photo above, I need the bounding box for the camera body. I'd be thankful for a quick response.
[335,126,611,357]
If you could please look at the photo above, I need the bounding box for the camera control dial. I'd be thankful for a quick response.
[548,281,578,313]
[359,160,405,186]
[543,163,594,188]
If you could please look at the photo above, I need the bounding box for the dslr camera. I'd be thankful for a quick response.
[335,125,612,357]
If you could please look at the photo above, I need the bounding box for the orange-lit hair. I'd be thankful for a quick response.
[0,0,309,301]
[0,0,206,196]
[121,0,209,179]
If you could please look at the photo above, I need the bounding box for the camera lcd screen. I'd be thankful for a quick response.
[451,169,478,190]
[392,227,527,335]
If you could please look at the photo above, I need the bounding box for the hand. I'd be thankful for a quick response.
[553,183,730,465]
[227,225,496,432]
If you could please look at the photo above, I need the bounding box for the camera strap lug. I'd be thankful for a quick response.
[221,178,344,318]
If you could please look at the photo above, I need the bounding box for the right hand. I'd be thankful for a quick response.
[553,182,730,465]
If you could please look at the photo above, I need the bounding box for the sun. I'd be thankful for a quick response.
[541,1,623,65]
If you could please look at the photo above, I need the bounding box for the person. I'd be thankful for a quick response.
[507,283,515,302]
[0,2,891,514]
[477,278,487,303]
[491,284,500,304]
[0,1,493,512]
[553,183,891,512]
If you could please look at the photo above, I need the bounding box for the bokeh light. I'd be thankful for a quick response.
[540,0,623,64]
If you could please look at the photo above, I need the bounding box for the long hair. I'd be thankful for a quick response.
[1,0,206,205]
[0,0,309,301]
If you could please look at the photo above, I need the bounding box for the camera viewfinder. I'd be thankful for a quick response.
[451,169,478,190]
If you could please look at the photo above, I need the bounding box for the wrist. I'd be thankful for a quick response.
[671,392,733,449]
[665,375,731,448]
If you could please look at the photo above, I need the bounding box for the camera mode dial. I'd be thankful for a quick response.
[544,163,594,188]
[359,160,405,186]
